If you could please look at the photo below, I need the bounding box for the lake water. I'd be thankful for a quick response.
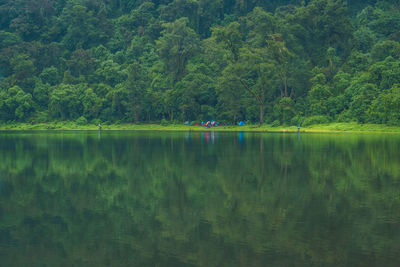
[0,131,399,266]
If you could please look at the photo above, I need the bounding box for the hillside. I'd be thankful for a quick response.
[0,0,399,126]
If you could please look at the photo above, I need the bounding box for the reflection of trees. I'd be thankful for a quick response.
[0,132,400,266]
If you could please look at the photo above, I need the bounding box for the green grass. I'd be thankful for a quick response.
[304,122,400,133]
[1,121,400,133]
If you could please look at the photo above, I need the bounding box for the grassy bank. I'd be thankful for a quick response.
[1,122,400,133]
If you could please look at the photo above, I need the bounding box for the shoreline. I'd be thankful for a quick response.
[1,122,400,133]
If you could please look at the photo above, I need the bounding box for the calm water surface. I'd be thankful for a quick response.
[0,131,399,266]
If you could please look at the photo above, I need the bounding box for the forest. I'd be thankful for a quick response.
[0,0,399,126]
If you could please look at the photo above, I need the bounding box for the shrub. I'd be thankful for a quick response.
[160,119,169,126]
[271,120,280,127]
[302,115,331,126]
[337,111,352,123]
[91,118,101,125]
[290,116,303,126]
[32,111,49,123]
[76,116,88,125]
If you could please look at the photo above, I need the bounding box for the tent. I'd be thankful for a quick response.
[238,121,245,126]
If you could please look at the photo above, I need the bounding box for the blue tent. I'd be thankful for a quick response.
[238,121,245,126]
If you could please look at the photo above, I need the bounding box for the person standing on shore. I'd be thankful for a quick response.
[98,123,102,130]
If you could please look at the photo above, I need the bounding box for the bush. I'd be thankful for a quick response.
[271,120,280,127]
[302,115,331,126]
[91,118,101,125]
[290,116,303,126]
[160,119,169,126]
[337,111,352,123]
[32,111,49,123]
[76,116,88,125]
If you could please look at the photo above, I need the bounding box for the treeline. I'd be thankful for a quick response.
[0,0,399,125]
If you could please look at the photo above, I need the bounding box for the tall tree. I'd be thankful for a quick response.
[125,62,149,122]
[156,17,200,81]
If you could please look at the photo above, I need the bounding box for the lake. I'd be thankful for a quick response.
[0,131,399,266]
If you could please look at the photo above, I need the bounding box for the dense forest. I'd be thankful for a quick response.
[0,0,399,125]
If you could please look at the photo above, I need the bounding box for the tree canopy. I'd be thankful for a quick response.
[0,0,399,125]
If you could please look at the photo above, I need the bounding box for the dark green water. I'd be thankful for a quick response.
[0,131,400,267]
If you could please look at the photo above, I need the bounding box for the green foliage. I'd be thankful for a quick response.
[160,118,170,126]
[369,57,400,90]
[368,84,400,125]
[271,119,280,127]
[75,116,88,125]
[33,81,50,108]
[302,115,331,126]
[274,97,296,125]
[40,66,60,86]
[0,31,22,49]
[82,88,102,120]
[0,0,399,125]
[371,40,400,61]
[0,85,35,121]
[156,17,200,81]
[49,83,86,120]
[212,22,243,62]
[60,4,112,50]
[290,115,303,126]
[346,82,378,123]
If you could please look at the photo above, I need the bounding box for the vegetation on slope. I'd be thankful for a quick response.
[0,0,399,126]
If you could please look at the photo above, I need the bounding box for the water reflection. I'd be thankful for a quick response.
[238,131,244,144]
[201,131,217,144]
[0,131,399,267]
